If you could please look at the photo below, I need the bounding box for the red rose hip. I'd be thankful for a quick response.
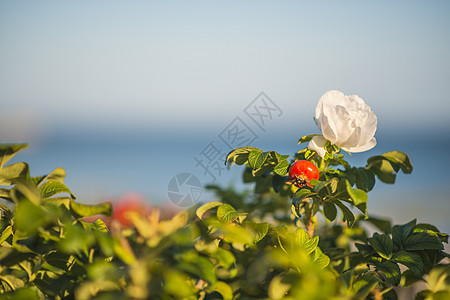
[289,160,319,188]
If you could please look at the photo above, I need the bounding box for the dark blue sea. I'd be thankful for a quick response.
[7,127,450,235]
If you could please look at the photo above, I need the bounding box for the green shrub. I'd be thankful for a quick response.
[0,136,448,299]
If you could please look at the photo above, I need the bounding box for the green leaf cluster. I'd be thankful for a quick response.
[0,144,117,299]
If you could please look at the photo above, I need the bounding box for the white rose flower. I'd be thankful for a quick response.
[308,90,377,157]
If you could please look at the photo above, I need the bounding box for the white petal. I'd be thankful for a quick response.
[340,126,361,149]
[341,137,377,153]
[358,110,377,147]
[331,105,355,146]
[316,90,347,120]
[320,115,337,144]
[308,135,328,158]
[316,90,346,144]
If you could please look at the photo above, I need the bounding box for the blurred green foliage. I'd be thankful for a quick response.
[0,142,448,299]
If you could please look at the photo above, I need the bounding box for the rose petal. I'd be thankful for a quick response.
[332,104,355,145]
[358,109,377,147]
[315,90,347,144]
[341,137,377,153]
[308,135,328,158]
[320,115,337,144]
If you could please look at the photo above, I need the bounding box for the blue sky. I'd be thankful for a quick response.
[1,1,450,141]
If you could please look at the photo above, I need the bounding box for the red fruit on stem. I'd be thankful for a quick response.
[288,160,319,188]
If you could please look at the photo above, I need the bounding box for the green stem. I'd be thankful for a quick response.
[319,157,326,169]
[304,202,316,238]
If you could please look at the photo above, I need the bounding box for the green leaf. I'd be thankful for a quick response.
[70,201,112,218]
[43,167,67,184]
[0,188,11,201]
[268,275,292,300]
[313,246,330,269]
[245,221,269,244]
[86,260,120,281]
[1,287,40,299]
[177,251,217,284]
[217,204,246,222]
[403,230,444,251]
[243,167,257,183]
[212,281,234,300]
[0,144,28,169]
[294,188,317,200]
[39,180,75,199]
[392,219,416,247]
[355,243,374,257]
[210,248,235,269]
[0,162,29,185]
[58,222,95,255]
[298,134,320,144]
[225,147,262,166]
[367,151,412,185]
[345,180,368,207]
[163,270,195,298]
[273,160,290,176]
[272,175,287,193]
[323,201,337,221]
[221,223,253,245]
[30,175,46,186]
[402,270,423,287]
[391,250,424,275]
[352,274,380,299]
[367,157,396,184]
[32,167,67,187]
[254,176,272,194]
[0,188,9,198]
[248,150,269,170]
[0,225,12,244]
[415,223,449,243]
[196,201,222,220]
[45,197,71,210]
[113,240,136,265]
[313,177,338,194]
[332,199,355,228]
[376,260,401,286]
[354,167,375,192]
[14,198,49,235]
[383,151,413,174]
[269,151,290,164]
[426,265,450,294]
[12,181,41,205]
[295,228,319,255]
[0,203,13,220]
[0,274,26,291]
[368,233,393,260]
[251,164,272,177]
[82,218,110,233]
